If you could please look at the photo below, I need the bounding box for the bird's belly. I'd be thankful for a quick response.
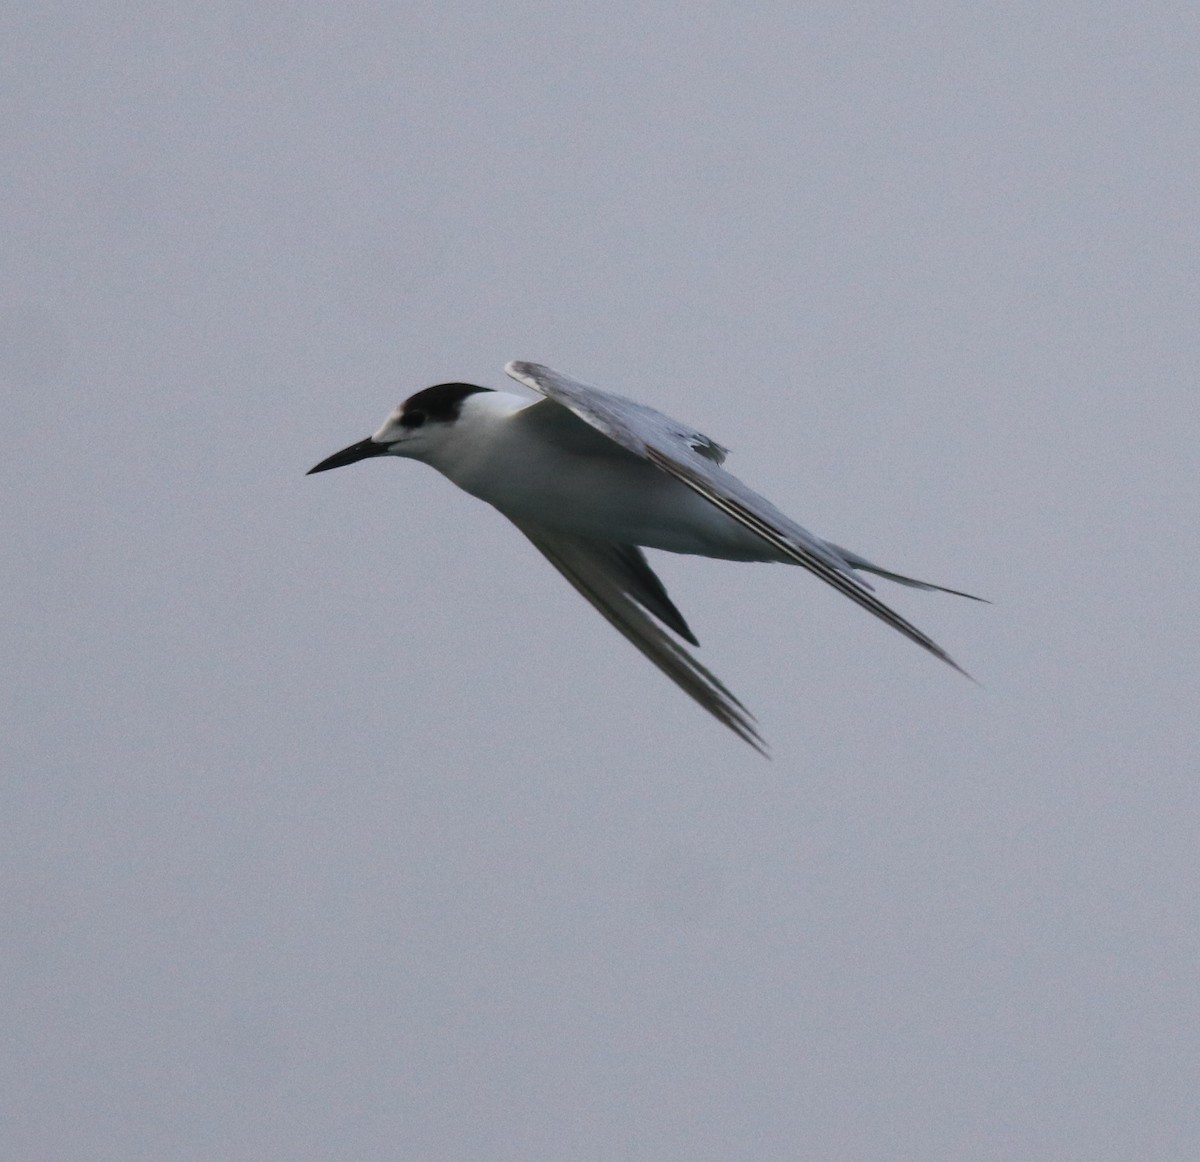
[454,448,781,562]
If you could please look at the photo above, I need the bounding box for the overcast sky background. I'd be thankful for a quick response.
[4,3,1199,1159]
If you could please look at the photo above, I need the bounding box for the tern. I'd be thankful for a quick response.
[309,361,982,753]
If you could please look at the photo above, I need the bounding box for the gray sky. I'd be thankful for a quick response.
[4,2,1198,1159]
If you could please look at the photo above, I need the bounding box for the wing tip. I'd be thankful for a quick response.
[722,708,771,758]
[505,359,543,384]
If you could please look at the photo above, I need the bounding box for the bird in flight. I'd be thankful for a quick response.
[308,362,982,753]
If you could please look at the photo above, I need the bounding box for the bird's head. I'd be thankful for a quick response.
[306,382,494,474]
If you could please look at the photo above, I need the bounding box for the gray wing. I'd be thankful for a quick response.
[505,361,973,678]
[507,518,767,755]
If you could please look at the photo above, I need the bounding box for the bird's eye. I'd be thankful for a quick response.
[400,410,426,429]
